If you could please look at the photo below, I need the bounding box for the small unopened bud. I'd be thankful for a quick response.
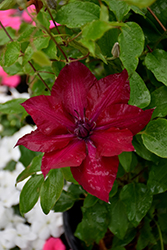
[111,42,120,58]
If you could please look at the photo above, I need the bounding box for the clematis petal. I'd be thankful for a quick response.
[88,69,130,122]
[96,104,154,135]
[71,142,119,202]
[91,127,134,157]
[51,61,98,119]
[16,129,74,152]
[21,95,74,135]
[41,140,86,177]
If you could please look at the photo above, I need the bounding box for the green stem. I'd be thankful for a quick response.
[154,220,164,250]
[147,7,166,32]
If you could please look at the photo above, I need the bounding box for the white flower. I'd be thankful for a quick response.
[9,223,37,249]
[25,201,64,240]
[0,228,16,249]
[0,207,25,230]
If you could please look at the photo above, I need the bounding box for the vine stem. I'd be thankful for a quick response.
[154,220,164,250]
[0,21,51,92]
[147,7,166,32]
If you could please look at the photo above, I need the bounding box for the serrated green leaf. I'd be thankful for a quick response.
[100,4,109,22]
[55,1,100,28]
[148,86,167,119]
[103,0,130,21]
[122,0,156,8]
[16,154,43,184]
[40,169,64,214]
[129,72,151,108]
[20,174,44,214]
[142,118,167,158]
[23,36,50,65]
[145,49,167,86]
[37,10,50,29]
[32,50,51,66]
[75,201,109,245]
[4,41,21,67]
[108,195,129,239]
[118,22,144,74]
[147,159,167,194]
[3,62,24,75]
[0,0,16,10]
[0,27,15,45]
[0,98,27,114]
[42,39,57,59]
[120,183,153,227]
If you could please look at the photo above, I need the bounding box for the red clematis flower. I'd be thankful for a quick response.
[16,62,153,202]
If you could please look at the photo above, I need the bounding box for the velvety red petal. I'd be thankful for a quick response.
[90,127,134,157]
[96,104,154,135]
[71,142,119,202]
[41,140,86,177]
[51,61,98,119]
[22,95,74,135]
[16,129,74,152]
[87,69,130,122]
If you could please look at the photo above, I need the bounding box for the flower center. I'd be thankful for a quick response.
[74,120,92,139]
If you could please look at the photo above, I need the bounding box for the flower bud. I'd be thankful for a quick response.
[111,42,120,58]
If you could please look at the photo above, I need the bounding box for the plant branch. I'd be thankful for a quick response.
[147,7,166,32]
[45,4,61,35]
[28,61,51,91]
[0,21,14,41]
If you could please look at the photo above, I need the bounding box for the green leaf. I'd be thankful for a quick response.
[42,39,57,59]
[0,27,15,45]
[37,10,50,29]
[55,1,100,28]
[108,195,129,239]
[145,49,167,86]
[32,50,51,66]
[109,180,118,198]
[4,41,21,67]
[133,135,159,162]
[19,145,39,167]
[61,167,78,184]
[147,0,167,28]
[111,247,126,250]
[53,190,77,212]
[3,62,24,75]
[120,183,153,227]
[129,72,151,108]
[103,0,130,21]
[142,118,167,158]
[147,159,167,194]
[23,36,50,65]
[136,217,156,250]
[16,154,43,184]
[75,201,109,245]
[122,0,156,8]
[0,0,16,9]
[81,20,124,42]
[118,22,144,75]
[0,99,27,114]
[40,169,64,214]
[100,4,109,22]
[20,174,44,215]
[83,194,98,208]
[148,86,167,119]
[119,152,137,172]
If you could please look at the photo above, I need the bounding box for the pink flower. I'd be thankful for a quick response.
[16,62,153,202]
[0,67,20,88]
[43,237,66,250]
[0,9,22,30]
